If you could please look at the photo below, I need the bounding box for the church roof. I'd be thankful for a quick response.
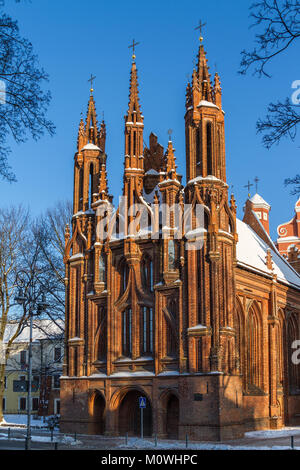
[236,219,300,289]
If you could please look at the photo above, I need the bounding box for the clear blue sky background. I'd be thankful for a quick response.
[2,0,300,240]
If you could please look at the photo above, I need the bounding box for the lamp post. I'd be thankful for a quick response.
[15,278,48,451]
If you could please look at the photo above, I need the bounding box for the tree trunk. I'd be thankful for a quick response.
[0,363,6,423]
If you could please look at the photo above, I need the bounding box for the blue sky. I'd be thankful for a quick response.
[2,0,300,239]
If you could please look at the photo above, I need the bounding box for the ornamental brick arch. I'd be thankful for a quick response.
[88,388,106,435]
[110,386,153,437]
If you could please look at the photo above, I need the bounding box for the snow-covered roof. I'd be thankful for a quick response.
[249,193,270,210]
[3,319,64,344]
[81,143,101,151]
[236,219,300,289]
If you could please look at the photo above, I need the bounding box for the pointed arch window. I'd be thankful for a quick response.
[79,168,83,209]
[168,240,176,271]
[140,306,153,355]
[246,304,262,392]
[97,306,107,361]
[206,121,212,176]
[119,259,130,296]
[288,314,300,393]
[142,255,153,292]
[99,252,106,284]
[89,163,94,208]
[122,307,132,357]
[165,299,177,357]
[196,127,201,165]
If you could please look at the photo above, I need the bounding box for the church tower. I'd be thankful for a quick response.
[184,39,238,374]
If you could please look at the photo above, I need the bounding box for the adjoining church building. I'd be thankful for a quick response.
[60,37,300,440]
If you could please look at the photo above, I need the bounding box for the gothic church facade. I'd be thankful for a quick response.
[60,39,300,440]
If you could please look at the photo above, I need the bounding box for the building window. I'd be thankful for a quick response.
[122,308,132,357]
[54,347,61,362]
[33,375,39,390]
[263,212,268,221]
[206,121,212,175]
[120,260,130,295]
[168,240,176,271]
[89,163,94,207]
[99,253,106,283]
[97,306,107,361]
[4,376,6,389]
[19,397,27,411]
[54,399,60,415]
[2,397,5,411]
[53,375,60,390]
[32,398,39,411]
[20,351,27,366]
[246,305,262,391]
[256,211,262,219]
[165,299,177,357]
[142,256,153,292]
[140,306,153,355]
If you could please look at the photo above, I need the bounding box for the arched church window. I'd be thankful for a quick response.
[206,122,212,175]
[217,129,222,178]
[166,299,177,357]
[89,163,94,208]
[133,131,137,156]
[196,127,201,165]
[97,306,107,361]
[122,307,132,357]
[99,252,106,284]
[168,240,176,271]
[79,168,83,209]
[119,259,129,296]
[142,255,153,292]
[288,314,300,393]
[140,306,153,355]
[246,304,261,391]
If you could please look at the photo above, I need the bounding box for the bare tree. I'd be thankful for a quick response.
[0,206,32,421]
[0,2,55,181]
[240,0,300,193]
[32,201,72,328]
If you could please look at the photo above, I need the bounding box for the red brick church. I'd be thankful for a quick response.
[60,38,300,440]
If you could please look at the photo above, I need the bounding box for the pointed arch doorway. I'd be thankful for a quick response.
[118,390,152,437]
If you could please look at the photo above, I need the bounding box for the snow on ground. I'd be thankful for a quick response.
[118,437,298,450]
[245,427,300,439]
[1,414,48,428]
[0,432,80,445]
[118,427,300,450]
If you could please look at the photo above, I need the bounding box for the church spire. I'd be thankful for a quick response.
[124,47,144,170]
[86,92,98,144]
[165,136,178,181]
[197,44,213,102]
[125,59,143,125]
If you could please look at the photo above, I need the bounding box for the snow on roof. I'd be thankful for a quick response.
[197,100,219,109]
[81,143,101,151]
[3,319,64,343]
[249,193,271,210]
[236,219,300,289]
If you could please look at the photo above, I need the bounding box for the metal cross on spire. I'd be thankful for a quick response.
[254,176,260,193]
[88,74,96,93]
[167,129,173,142]
[128,39,140,61]
[195,20,206,42]
[244,180,254,198]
